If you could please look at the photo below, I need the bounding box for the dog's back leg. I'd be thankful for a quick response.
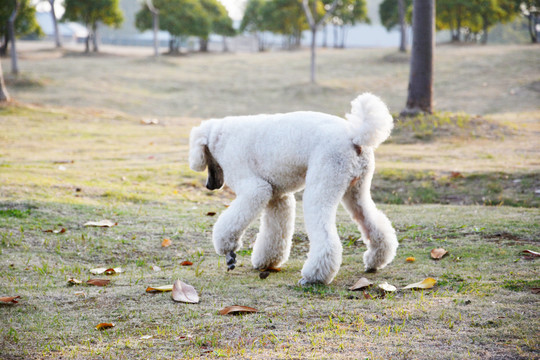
[251,193,296,270]
[212,179,273,264]
[341,172,398,272]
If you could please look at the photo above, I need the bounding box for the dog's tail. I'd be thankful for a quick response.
[345,93,393,148]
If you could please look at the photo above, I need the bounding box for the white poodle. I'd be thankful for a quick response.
[189,93,398,285]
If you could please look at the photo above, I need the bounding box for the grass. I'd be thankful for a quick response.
[0,43,539,359]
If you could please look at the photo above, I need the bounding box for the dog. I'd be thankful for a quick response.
[189,93,398,285]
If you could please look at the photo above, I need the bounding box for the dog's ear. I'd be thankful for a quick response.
[204,147,224,190]
[189,125,208,172]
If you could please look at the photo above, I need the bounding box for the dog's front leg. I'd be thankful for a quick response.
[212,179,273,271]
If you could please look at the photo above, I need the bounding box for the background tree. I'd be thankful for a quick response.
[515,0,540,42]
[261,0,308,49]
[331,0,369,48]
[48,0,61,48]
[302,0,339,83]
[0,0,42,56]
[136,0,209,54]
[198,0,235,52]
[240,0,268,51]
[402,0,435,115]
[0,60,9,102]
[379,0,412,51]
[63,0,123,53]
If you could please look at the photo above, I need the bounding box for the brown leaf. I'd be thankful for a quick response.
[90,267,122,275]
[218,305,258,315]
[430,248,448,260]
[521,249,540,257]
[43,228,66,234]
[87,279,110,286]
[531,288,540,294]
[161,238,172,247]
[349,277,373,291]
[0,296,21,304]
[363,291,372,300]
[206,212,216,216]
[450,171,464,179]
[180,260,193,266]
[84,220,117,227]
[67,277,82,285]
[146,284,173,293]
[171,280,199,303]
[95,323,115,330]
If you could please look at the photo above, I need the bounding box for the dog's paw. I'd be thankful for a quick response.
[226,251,237,271]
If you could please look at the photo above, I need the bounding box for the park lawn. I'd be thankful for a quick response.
[0,44,539,359]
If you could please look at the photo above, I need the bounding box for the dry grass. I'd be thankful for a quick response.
[0,43,539,359]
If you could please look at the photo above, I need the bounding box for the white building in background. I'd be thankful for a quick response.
[35,11,88,42]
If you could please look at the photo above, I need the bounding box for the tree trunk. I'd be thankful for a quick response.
[92,24,99,52]
[333,24,338,48]
[401,0,434,116]
[222,36,228,52]
[1,30,9,56]
[199,38,208,52]
[310,28,316,83]
[8,2,19,75]
[0,60,10,103]
[527,14,538,43]
[398,0,407,52]
[322,24,327,48]
[49,0,62,48]
[85,34,90,53]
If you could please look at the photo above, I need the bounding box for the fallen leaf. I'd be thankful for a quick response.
[141,335,153,340]
[521,249,540,257]
[349,277,373,291]
[378,282,397,292]
[74,291,86,297]
[151,265,161,272]
[96,323,115,330]
[403,277,437,290]
[363,291,372,300]
[218,305,258,315]
[90,267,122,275]
[84,220,117,227]
[171,280,199,303]
[405,257,416,262]
[206,212,216,216]
[430,248,448,260]
[146,284,173,293]
[87,279,110,286]
[531,288,540,294]
[180,260,193,266]
[259,271,270,280]
[141,118,159,125]
[43,228,66,234]
[450,171,464,179]
[161,238,172,247]
[0,296,21,304]
[67,277,82,285]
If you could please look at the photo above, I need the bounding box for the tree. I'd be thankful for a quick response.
[198,0,235,52]
[0,0,42,56]
[402,0,435,115]
[0,60,9,102]
[331,0,369,48]
[516,0,540,42]
[379,0,412,51]
[261,0,308,49]
[63,0,123,53]
[136,0,209,54]
[48,0,61,48]
[302,0,339,83]
[145,0,159,57]
[240,0,268,51]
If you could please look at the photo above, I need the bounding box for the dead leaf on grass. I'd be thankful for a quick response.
[218,305,258,315]
[180,260,193,266]
[151,265,161,272]
[140,335,153,340]
[161,238,172,247]
[95,323,115,330]
[521,249,540,257]
[405,257,416,262]
[0,296,21,304]
[450,171,464,179]
[141,118,159,125]
[206,212,216,216]
[90,267,122,275]
[363,291,373,300]
[531,288,540,294]
[431,248,448,260]
[378,282,397,292]
[146,284,173,293]
[87,279,110,286]
[171,280,199,303]
[43,228,66,234]
[349,277,373,291]
[67,277,82,285]
[84,220,117,227]
[403,277,437,290]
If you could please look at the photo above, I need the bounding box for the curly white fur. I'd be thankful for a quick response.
[189,93,398,285]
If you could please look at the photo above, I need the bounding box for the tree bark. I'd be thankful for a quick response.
[0,60,10,102]
[8,2,19,75]
[146,0,159,57]
[401,0,434,116]
[92,23,99,52]
[199,38,208,52]
[49,0,62,48]
[398,0,407,52]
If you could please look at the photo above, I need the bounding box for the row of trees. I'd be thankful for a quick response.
[380,0,540,49]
